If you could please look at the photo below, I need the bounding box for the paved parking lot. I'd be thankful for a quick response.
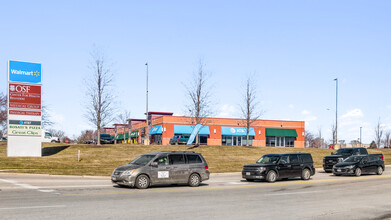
[0,168,390,219]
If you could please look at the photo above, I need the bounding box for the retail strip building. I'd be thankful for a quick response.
[115,112,305,148]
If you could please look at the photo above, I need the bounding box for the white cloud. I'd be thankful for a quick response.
[217,104,237,118]
[301,110,310,115]
[288,104,295,109]
[341,108,363,119]
[387,105,391,109]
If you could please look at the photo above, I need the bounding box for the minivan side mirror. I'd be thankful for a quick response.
[279,160,286,165]
[151,162,158,167]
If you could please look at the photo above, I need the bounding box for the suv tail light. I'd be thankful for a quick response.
[312,163,315,168]
[381,155,384,161]
[204,165,209,170]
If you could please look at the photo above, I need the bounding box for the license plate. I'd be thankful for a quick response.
[337,169,341,172]
[112,177,117,181]
[246,172,251,175]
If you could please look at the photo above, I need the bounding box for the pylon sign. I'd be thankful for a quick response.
[7,60,42,157]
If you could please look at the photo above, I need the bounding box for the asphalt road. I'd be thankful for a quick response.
[0,168,391,220]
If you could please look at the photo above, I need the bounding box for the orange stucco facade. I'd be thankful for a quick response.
[130,115,305,148]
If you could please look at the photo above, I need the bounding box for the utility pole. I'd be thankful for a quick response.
[360,126,362,148]
[334,78,338,147]
[145,62,149,145]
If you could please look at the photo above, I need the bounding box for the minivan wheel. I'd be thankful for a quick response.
[189,173,201,187]
[376,166,383,175]
[266,170,277,183]
[355,168,362,177]
[301,168,311,180]
[135,174,150,189]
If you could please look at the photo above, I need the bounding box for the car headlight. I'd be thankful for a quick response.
[338,158,344,162]
[121,169,135,176]
[258,167,266,172]
[345,165,355,169]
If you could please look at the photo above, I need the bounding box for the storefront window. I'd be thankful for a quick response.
[266,136,294,147]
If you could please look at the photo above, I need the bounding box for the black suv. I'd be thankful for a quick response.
[242,153,316,183]
[333,154,384,177]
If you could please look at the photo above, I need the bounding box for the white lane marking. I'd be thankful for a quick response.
[0,178,55,193]
[44,184,111,189]
[228,182,248,185]
[0,205,66,210]
[266,191,321,196]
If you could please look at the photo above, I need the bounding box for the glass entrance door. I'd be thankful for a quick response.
[276,137,285,147]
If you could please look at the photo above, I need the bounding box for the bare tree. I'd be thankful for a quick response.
[350,140,360,148]
[116,110,131,124]
[115,110,131,143]
[240,76,262,146]
[185,60,212,145]
[0,93,6,134]
[47,129,65,140]
[383,131,390,148]
[374,117,384,148]
[304,130,314,148]
[85,47,114,145]
[41,105,54,128]
[76,129,95,144]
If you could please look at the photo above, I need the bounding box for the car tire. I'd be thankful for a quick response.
[246,179,254,182]
[355,168,362,177]
[266,170,277,183]
[301,168,311,180]
[188,173,201,187]
[324,170,332,173]
[376,166,383,175]
[51,140,56,143]
[135,174,150,189]
[334,173,341,176]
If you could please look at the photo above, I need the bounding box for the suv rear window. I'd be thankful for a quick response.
[300,154,313,163]
[186,154,202,164]
[169,154,186,165]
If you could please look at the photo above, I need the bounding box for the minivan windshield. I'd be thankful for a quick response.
[256,155,280,164]
[343,156,363,163]
[129,154,156,166]
[335,149,353,155]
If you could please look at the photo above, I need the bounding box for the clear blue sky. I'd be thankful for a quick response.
[1,1,390,144]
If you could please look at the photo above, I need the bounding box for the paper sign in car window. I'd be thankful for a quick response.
[158,171,169,178]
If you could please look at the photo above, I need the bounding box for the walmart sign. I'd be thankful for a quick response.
[9,60,41,84]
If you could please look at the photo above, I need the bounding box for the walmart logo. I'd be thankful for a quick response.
[34,71,40,77]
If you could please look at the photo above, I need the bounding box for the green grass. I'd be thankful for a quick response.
[0,142,390,176]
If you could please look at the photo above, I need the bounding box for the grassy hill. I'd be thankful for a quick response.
[0,142,389,176]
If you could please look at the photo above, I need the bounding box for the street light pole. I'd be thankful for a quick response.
[145,62,149,145]
[360,126,362,148]
[334,78,338,147]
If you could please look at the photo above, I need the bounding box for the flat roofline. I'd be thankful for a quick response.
[127,119,146,122]
[113,124,128,126]
[160,115,304,123]
[145,111,174,115]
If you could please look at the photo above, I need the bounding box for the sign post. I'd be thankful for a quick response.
[7,60,42,157]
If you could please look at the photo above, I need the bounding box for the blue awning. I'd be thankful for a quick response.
[149,125,162,135]
[174,125,210,135]
[221,127,255,136]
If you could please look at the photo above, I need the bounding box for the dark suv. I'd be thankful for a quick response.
[242,153,316,183]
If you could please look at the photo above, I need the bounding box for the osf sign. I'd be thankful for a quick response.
[9,84,31,93]
[8,83,41,110]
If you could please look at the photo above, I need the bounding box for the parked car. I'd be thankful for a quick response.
[42,131,60,143]
[242,153,316,183]
[94,134,114,144]
[323,147,369,172]
[111,151,210,189]
[169,135,189,145]
[332,154,384,176]
[83,140,93,144]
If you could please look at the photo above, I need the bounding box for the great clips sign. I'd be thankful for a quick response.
[9,60,41,84]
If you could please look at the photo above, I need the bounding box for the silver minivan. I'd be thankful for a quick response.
[111,151,210,189]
